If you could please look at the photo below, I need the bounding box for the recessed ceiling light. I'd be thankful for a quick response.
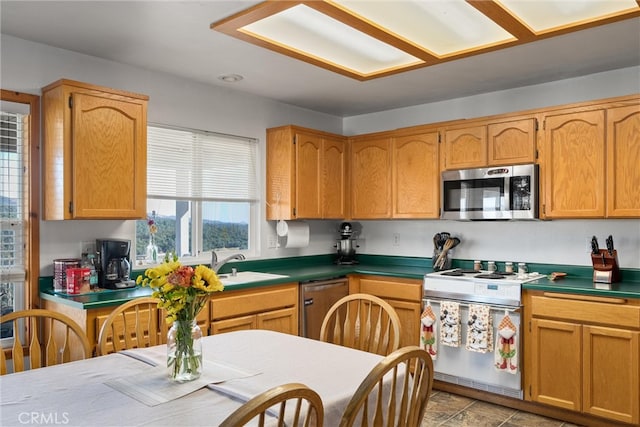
[218,74,244,83]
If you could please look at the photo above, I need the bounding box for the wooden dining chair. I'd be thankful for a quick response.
[0,309,92,375]
[319,293,401,356]
[219,382,324,427]
[97,297,167,356]
[340,346,434,427]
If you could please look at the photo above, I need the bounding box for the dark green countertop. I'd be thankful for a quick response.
[522,276,640,299]
[40,254,640,310]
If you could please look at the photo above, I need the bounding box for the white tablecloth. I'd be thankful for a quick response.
[0,330,385,426]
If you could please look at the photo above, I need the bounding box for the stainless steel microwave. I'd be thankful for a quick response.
[441,164,538,220]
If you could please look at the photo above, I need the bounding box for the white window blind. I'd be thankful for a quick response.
[147,125,258,201]
[0,112,26,282]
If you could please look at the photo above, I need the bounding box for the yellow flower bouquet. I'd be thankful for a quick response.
[137,259,223,381]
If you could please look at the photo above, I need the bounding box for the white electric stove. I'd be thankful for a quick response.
[421,268,544,399]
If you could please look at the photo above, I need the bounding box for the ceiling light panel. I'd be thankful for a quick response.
[331,0,515,56]
[240,4,422,75]
[211,1,640,80]
[498,0,640,32]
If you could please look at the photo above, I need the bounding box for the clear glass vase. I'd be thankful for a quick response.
[167,319,203,382]
[146,236,158,264]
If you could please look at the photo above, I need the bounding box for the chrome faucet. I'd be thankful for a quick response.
[211,250,246,273]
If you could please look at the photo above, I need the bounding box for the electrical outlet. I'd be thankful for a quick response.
[393,233,400,247]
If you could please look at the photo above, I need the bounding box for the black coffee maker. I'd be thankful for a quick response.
[96,239,135,289]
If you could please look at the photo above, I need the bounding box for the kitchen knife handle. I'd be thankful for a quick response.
[606,235,614,256]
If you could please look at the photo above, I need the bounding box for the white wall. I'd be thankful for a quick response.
[1,35,344,275]
[2,35,639,274]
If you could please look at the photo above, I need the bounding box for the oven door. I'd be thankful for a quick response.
[422,297,523,399]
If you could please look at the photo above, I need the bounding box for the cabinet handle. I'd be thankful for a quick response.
[542,292,626,304]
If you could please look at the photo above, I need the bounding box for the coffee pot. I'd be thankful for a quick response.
[96,239,135,289]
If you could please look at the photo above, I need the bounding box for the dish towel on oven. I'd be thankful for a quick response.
[466,304,493,353]
[439,301,460,347]
[420,302,438,359]
[495,312,518,374]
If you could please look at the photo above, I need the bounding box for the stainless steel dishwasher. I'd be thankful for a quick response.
[299,277,349,340]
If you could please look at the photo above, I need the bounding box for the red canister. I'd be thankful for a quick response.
[66,267,91,294]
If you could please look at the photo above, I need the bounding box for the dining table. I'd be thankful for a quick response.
[0,329,389,426]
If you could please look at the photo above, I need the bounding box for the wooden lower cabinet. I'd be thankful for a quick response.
[44,296,209,357]
[43,299,112,358]
[348,275,422,349]
[525,291,640,425]
[210,283,298,336]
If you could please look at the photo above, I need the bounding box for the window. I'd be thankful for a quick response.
[136,124,259,264]
[0,109,26,343]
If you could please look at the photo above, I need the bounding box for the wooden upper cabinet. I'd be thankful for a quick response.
[350,136,392,219]
[392,131,440,218]
[542,109,606,218]
[322,136,348,219]
[295,133,322,218]
[266,126,346,220]
[607,104,640,218]
[488,118,537,165]
[443,124,487,170]
[42,79,148,220]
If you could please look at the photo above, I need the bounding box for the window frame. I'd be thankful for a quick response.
[0,89,40,311]
[137,123,260,264]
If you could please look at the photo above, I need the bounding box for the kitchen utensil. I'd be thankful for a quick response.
[549,272,567,281]
[436,237,456,269]
[591,236,599,255]
[606,235,614,256]
[450,237,461,249]
[433,233,441,250]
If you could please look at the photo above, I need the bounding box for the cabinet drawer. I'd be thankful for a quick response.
[531,295,640,329]
[210,283,298,320]
[358,276,422,301]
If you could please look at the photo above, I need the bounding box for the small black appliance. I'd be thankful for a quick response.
[96,239,136,289]
[334,222,359,265]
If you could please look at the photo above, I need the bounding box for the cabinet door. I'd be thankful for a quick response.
[542,110,605,218]
[443,125,487,170]
[583,325,639,424]
[530,318,581,411]
[350,137,392,218]
[488,118,537,165]
[353,275,423,349]
[607,105,640,218]
[266,127,296,220]
[295,132,322,218]
[392,132,439,218]
[322,136,347,219]
[72,91,146,219]
[211,315,256,334]
[385,299,421,348]
[257,307,298,335]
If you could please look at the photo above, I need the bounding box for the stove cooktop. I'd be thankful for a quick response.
[426,268,542,285]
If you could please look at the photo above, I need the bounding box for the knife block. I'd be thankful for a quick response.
[591,249,621,283]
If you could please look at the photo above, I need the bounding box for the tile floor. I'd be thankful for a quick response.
[422,390,583,427]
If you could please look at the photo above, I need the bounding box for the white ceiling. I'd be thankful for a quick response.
[1,1,639,117]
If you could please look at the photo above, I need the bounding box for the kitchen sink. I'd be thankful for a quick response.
[217,271,289,285]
